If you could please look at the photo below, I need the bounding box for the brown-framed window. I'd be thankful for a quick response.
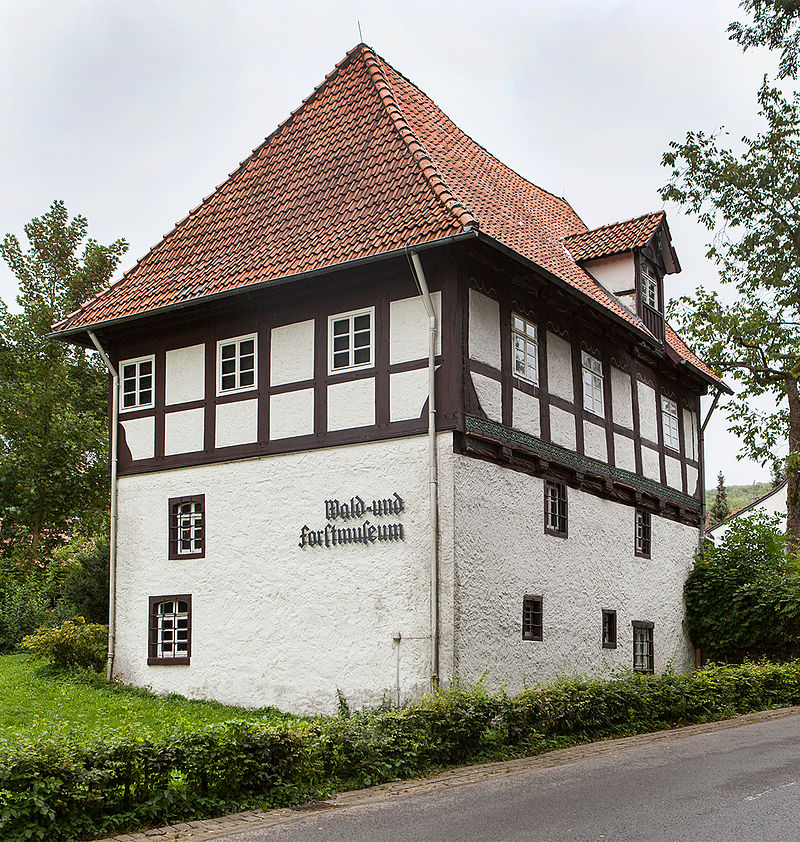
[635,509,651,558]
[602,609,617,649]
[148,595,191,665]
[544,480,567,537]
[169,495,205,560]
[632,620,654,674]
[522,594,543,641]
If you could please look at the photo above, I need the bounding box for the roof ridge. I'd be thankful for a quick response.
[359,46,478,233]
[562,210,664,243]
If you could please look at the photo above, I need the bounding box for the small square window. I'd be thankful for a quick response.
[635,509,652,558]
[522,595,543,641]
[662,397,680,451]
[512,314,538,385]
[148,595,191,665]
[119,355,155,411]
[217,335,257,394]
[328,308,374,373]
[581,351,604,417]
[602,609,617,649]
[544,480,567,537]
[169,495,205,559]
[632,621,654,674]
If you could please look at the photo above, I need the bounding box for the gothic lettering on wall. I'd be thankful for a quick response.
[299,493,406,548]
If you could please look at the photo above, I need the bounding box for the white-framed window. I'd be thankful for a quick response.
[120,355,155,411]
[581,351,604,417]
[641,260,659,310]
[217,334,256,394]
[512,313,538,384]
[148,595,191,665]
[544,480,567,537]
[662,396,680,451]
[169,495,205,559]
[328,307,374,373]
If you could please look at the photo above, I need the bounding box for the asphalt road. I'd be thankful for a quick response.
[206,710,800,842]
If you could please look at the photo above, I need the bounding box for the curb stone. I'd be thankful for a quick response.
[93,705,800,841]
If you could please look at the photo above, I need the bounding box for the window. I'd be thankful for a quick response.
[217,334,256,394]
[512,314,538,384]
[329,308,374,372]
[602,609,617,649]
[662,396,680,451]
[632,621,654,673]
[148,595,191,665]
[544,480,567,537]
[641,260,659,310]
[169,495,205,559]
[635,509,651,558]
[522,595,543,641]
[581,351,604,417]
[120,355,154,411]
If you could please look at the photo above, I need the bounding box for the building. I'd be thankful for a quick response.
[53,44,727,714]
[706,480,787,543]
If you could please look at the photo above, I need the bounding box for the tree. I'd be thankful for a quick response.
[0,201,127,570]
[660,80,800,547]
[709,472,731,525]
[729,0,800,79]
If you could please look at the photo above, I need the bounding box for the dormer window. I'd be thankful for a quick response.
[641,260,659,311]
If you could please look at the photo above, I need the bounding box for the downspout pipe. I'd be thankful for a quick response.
[406,247,440,691]
[88,331,119,683]
[699,387,723,544]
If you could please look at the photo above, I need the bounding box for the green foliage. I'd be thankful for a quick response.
[22,618,107,672]
[708,471,731,525]
[705,481,773,514]
[0,201,127,569]
[4,661,800,840]
[0,583,51,655]
[52,537,109,624]
[685,513,800,661]
[729,0,800,79]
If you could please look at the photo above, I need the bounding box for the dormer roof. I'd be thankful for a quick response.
[51,44,721,389]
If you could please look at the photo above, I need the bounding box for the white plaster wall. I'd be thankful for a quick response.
[472,373,502,423]
[215,399,258,448]
[270,389,314,439]
[584,254,634,294]
[683,408,698,461]
[546,332,573,401]
[389,292,442,364]
[665,455,682,491]
[452,457,696,691]
[468,290,500,369]
[686,465,699,498]
[642,445,661,483]
[583,421,607,463]
[164,409,204,456]
[114,434,454,715]
[390,368,428,422]
[328,378,375,430]
[165,344,205,406]
[270,320,314,386]
[611,366,633,429]
[121,417,155,461]
[637,381,658,443]
[512,389,540,437]
[614,434,636,474]
[550,405,576,451]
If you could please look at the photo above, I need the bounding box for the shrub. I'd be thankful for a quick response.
[0,582,51,654]
[22,618,107,671]
[685,512,800,662]
[52,537,109,624]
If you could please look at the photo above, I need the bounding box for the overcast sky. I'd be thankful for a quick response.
[0,0,786,486]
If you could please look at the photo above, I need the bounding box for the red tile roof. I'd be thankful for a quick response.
[52,44,723,388]
[562,212,665,262]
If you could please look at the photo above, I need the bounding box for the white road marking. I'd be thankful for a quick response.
[744,781,797,801]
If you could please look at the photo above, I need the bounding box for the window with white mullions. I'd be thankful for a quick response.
[662,397,680,451]
[329,308,374,372]
[635,509,652,558]
[581,351,604,417]
[544,480,567,537]
[512,314,538,384]
[168,495,205,559]
[632,621,654,673]
[641,260,659,310]
[148,594,192,665]
[120,356,154,411]
[217,335,256,394]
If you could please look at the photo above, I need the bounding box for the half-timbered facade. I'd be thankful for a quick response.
[53,44,726,713]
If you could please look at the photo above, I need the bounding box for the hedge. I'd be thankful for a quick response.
[4,661,800,841]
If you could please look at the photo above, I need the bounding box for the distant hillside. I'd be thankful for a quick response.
[705,482,774,515]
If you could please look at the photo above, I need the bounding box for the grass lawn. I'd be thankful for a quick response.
[0,653,303,748]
